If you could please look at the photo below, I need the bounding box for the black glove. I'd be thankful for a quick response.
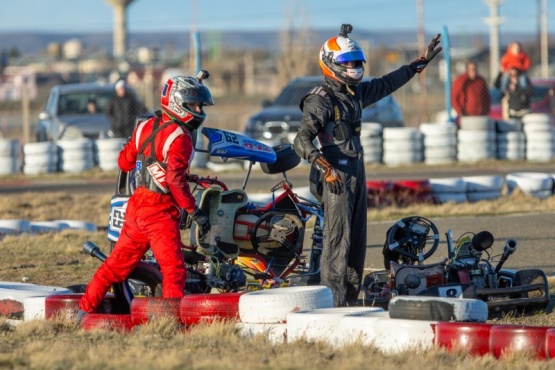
[410,33,442,73]
[191,208,211,238]
[312,155,343,195]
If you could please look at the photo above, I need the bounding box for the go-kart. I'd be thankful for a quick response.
[84,126,323,311]
[363,216,550,316]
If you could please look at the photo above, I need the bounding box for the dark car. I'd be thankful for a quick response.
[36,83,115,141]
[243,76,404,145]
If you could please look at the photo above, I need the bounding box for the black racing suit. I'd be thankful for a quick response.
[294,66,416,306]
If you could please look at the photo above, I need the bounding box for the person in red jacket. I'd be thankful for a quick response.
[499,42,531,91]
[79,73,213,315]
[452,61,490,117]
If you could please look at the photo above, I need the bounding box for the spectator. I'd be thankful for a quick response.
[105,79,147,138]
[452,61,490,117]
[86,98,98,114]
[504,68,533,119]
[499,42,531,91]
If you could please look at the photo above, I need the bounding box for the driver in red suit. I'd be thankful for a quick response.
[79,74,214,315]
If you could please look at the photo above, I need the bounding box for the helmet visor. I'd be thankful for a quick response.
[174,85,214,106]
[335,50,366,64]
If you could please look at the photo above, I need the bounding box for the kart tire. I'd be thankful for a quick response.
[81,313,134,331]
[235,322,287,344]
[238,286,334,324]
[127,262,163,298]
[388,296,488,322]
[130,297,182,325]
[434,322,493,356]
[179,292,243,326]
[286,307,384,344]
[489,325,549,359]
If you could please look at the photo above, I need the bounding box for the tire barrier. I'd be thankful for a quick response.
[337,311,391,346]
[235,322,288,344]
[388,296,488,323]
[130,297,182,326]
[180,293,242,326]
[81,313,135,331]
[238,286,334,324]
[462,175,504,203]
[489,325,549,360]
[44,293,120,319]
[0,138,20,175]
[434,322,493,356]
[286,307,384,344]
[0,282,72,319]
[429,177,468,204]
[420,122,458,165]
[95,138,127,171]
[546,328,555,360]
[382,127,423,166]
[360,123,383,164]
[497,131,526,161]
[23,142,58,175]
[57,139,95,173]
[506,172,554,199]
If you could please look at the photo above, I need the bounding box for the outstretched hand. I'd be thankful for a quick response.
[410,33,442,73]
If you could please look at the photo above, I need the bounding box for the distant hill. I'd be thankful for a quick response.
[0,29,542,56]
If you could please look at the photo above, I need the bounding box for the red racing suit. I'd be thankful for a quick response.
[80,112,197,313]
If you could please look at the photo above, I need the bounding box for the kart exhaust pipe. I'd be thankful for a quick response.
[83,241,107,262]
[494,239,518,273]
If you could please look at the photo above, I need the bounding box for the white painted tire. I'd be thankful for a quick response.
[60,159,95,173]
[23,296,47,321]
[423,134,458,147]
[458,130,496,142]
[522,113,553,125]
[286,307,384,344]
[497,148,525,161]
[425,157,457,165]
[388,296,488,322]
[383,140,422,152]
[238,286,334,324]
[23,142,56,155]
[429,177,467,193]
[419,122,457,136]
[0,219,30,233]
[459,116,494,131]
[496,119,523,132]
[360,137,382,148]
[54,220,97,232]
[99,161,120,172]
[0,157,20,175]
[24,152,58,167]
[95,138,127,151]
[57,139,93,151]
[337,311,391,346]
[373,318,437,354]
[383,127,421,141]
[23,164,57,175]
[360,123,383,138]
[433,192,468,203]
[497,131,525,144]
[383,151,423,165]
[424,146,457,159]
[524,121,553,133]
[0,139,20,157]
[463,175,504,192]
[235,322,287,344]
[467,190,502,202]
[29,221,69,234]
[0,282,72,303]
[506,172,553,194]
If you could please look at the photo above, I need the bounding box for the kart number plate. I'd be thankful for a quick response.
[110,206,126,232]
[437,285,463,298]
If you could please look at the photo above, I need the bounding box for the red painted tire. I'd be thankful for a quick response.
[546,328,555,359]
[392,180,432,205]
[366,181,393,208]
[489,325,549,359]
[180,293,243,326]
[45,293,120,319]
[434,322,493,356]
[0,299,23,319]
[392,180,432,192]
[81,313,134,331]
[130,297,182,326]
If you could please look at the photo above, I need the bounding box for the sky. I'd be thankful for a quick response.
[0,0,551,35]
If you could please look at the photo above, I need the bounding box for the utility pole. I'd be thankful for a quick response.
[417,0,427,123]
[540,0,548,78]
[484,0,504,81]
[189,0,198,73]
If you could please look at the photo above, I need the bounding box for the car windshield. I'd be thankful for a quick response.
[490,85,551,104]
[272,80,322,106]
[58,91,113,115]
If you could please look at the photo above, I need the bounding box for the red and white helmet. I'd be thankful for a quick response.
[319,27,366,85]
[160,75,214,131]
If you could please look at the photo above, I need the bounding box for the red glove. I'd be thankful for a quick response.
[313,155,343,195]
[410,34,442,73]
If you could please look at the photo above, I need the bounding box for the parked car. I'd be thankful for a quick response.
[489,78,555,121]
[36,83,115,141]
[243,76,404,145]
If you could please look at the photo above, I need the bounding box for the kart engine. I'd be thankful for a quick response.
[201,261,247,292]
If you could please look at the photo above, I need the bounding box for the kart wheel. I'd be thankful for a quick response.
[434,322,493,356]
[180,292,243,326]
[388,296,488,322]
[130,297,182,326]
[489,325,549,359]
[127,262,163,298]
[81,313,134,331]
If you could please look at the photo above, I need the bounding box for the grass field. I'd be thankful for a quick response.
[1,187,555,368]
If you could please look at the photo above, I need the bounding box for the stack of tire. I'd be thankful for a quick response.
[0,138,20,175]
[360,123,383,164]
[496,119,525,161]
[57,139,94,173]
[457,116,496,162]
[419,122,458,165]
[462,175,504,202]
[95,138,127,171]
[522,113,554,162]
[429,177,467,204]
[23,142,58,175]
[506,172,554,199]
[382,127,423,166]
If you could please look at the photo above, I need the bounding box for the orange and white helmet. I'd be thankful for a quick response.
[319,24,366,85]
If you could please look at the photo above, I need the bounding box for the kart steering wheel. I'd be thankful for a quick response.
[385,216,440,266]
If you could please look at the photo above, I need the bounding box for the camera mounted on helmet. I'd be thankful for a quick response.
[319,24,366,86]
[160,71,214,131]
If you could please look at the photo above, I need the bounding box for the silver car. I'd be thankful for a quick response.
[36,83,114,141]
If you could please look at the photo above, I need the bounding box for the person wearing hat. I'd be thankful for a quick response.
[105,78,147,138]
